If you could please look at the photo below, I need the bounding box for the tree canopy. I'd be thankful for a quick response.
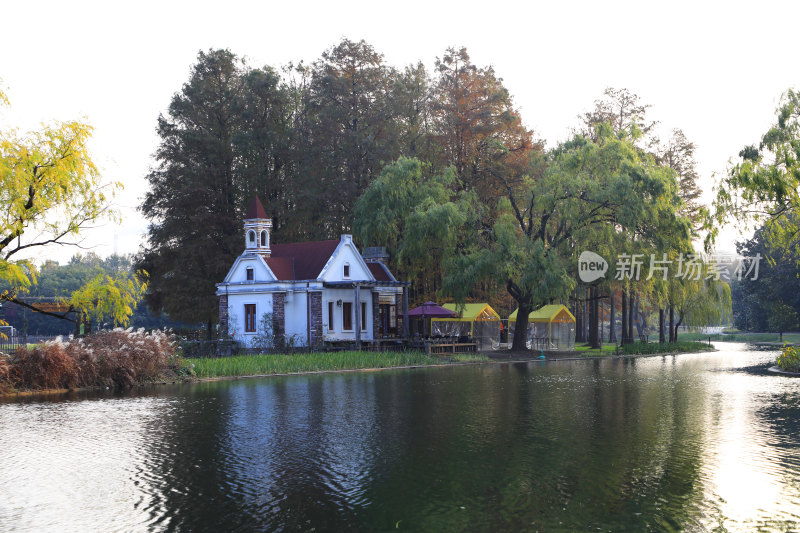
[0,86,143,328]
[714,89,800,251]
[138,41,735,347]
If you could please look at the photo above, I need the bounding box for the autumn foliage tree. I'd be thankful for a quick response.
[431,47,540,200]
[0,86,144,328]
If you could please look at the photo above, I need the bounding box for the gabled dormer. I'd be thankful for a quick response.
[319,235,374,282]
[244,196,272,257]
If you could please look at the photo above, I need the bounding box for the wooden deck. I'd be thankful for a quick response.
[428,342,477,354]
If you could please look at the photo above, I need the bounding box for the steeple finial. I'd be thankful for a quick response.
[246,196,268,220]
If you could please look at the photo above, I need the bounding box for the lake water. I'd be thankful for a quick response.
[1,343,798,531]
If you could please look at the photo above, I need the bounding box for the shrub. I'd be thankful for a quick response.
[11,342,78,389]
[0,356,13,393]
[3,328,179,392]
[776,345,800,372]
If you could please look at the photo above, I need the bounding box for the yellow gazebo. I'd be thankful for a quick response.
[508,304,576,351]
[432,303,502,350]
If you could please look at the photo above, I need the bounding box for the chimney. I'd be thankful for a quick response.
[362,246,389,265]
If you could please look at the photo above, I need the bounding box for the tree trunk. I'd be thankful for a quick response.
[575,291,584,343]
[593,288,602,349]
[621,289,629,345]
[588,287,599,349]
[512,301,532,351]
[669,305,676,342]
[633,297,644,338]
[207,319,214,341]
[628,292,635,343]
[609,291,617,343]
[600,300,605,343]
[583,287,589,342]
[587,287,594,347]
[674,312,684,342]
[659,309,666,343]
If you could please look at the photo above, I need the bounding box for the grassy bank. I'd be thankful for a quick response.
[619,340,714,355]
[572,341,712,357]
[679,332,800,343]
[574,345,617,356]
[185,351,485,378]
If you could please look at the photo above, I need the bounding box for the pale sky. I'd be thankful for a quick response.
[2,0,798,264]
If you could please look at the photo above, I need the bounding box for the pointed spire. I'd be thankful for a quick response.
[246,196,268,220]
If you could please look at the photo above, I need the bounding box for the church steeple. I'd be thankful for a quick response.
[244,196,272,257]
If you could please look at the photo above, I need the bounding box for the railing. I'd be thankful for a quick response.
[0,337,23,354]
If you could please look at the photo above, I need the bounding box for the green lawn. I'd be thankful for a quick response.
[574,344,618,356]
[574,341,714,356]
[619,340,714,355]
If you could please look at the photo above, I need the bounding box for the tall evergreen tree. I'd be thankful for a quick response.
[294,39,401,238]
[137,50,291,333]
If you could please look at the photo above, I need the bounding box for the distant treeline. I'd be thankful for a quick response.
[732,219,800,333]
[0,254,188,336]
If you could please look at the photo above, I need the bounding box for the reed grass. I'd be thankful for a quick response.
[0,329,179,392]
[186,351,441,378]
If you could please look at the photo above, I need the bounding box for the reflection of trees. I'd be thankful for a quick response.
[357,358,710,531]
[138,359,712,531]
[136,382,251,531]
[754,391,800,509]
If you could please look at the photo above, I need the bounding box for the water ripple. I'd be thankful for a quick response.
[0,345,799,531]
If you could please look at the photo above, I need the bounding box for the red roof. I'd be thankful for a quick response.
[367,262,394,282]
[246,196,269,220]
[265,240,340,281]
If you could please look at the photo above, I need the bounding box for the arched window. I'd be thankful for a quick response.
[248,230,255,243]
[260,231,267,247]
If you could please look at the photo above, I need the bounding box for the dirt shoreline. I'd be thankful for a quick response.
[0,347,717,400]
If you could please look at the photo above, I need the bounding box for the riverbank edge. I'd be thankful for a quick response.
[0,346,718,399]
[767,365,800,376]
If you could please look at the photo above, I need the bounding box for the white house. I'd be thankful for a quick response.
[216,197,409,348]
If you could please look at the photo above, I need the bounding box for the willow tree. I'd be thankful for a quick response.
[714,89,800,251]
[444,125,690,350]
[353,157,477,304]
[0,86,144,327]
[666,273,731,342]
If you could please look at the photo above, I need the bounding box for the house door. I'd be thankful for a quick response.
[378,304,396,337]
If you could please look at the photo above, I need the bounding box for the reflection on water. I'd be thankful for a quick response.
[1,343,798,531]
